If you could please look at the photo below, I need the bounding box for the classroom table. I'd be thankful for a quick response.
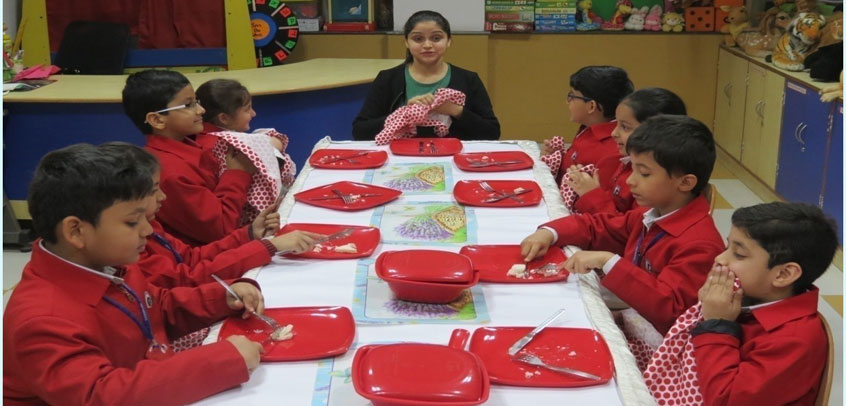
[2,58,403,217]
[198,138,655,406]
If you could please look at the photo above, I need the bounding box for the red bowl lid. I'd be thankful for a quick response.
[377,250,473,284]
[354,343,485,403]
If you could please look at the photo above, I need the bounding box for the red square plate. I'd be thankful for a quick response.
[217,306,355,361]
[309,149,388,169]
[389,137,463,156]
[453,180,542,207]
[459,245,569,283]
[276,223,380,259]
[469,327,614,387]
[453,151,534,172]
[294,181,402,211]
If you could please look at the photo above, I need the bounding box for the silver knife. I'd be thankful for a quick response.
[320,150,373,164]
[507,308,567,356]
[483,188,532,203]
[468,160,525,167]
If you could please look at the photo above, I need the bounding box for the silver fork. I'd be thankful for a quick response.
[210,275,282,332]
[514,353,602,381]
[331,189,353,204]
[538,262,566,272]
[479,181,525,203]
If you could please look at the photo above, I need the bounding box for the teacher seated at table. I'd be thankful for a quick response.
[352,10,501,142]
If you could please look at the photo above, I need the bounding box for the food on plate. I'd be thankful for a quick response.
[270,324,294,341]
[333,243,358,254]
[506,263,528,279]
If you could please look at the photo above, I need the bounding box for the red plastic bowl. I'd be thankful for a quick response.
[375,250,479,303]
[352,329,490,406]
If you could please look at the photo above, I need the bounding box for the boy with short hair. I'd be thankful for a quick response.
[4,144,264,406]
[540,65,634,181]
[522,115,725,336]
[644,202,837,405]
[122,69,256,245]
[98,142,321,289]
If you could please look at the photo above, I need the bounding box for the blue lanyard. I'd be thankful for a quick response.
[103,283,153,341]
[152,232,183,264]
[632,228,667,267]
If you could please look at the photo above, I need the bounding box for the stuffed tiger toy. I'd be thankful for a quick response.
[767,13,826,71]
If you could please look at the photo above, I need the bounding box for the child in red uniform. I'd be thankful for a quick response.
[540,65,634,183]
[196,78,298,196]
[4,144,266,406]
[566,88,687,215]
[644,202,836,406]
[521,115,724,337]
[122,70,256,245]
[99,142,320,289]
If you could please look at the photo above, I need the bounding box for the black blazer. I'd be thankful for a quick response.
[352,63,501,141]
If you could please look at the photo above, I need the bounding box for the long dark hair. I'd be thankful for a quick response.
[621,87,687,123]
[195,79,251,126]
[403,10,451,63]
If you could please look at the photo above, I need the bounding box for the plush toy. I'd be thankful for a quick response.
[804,12,842,81]
[737,8,791,57]
[644,5,663,31]
[719,6,750,46]
[602,0,634,30]
[819,71,842,102]
[767,12,826,71]
[662,12,685,32]
[625,6,649,30]
[576,0,602,31]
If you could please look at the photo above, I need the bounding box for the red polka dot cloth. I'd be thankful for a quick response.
[210,130,283,223]
[620,308,664,372]
[171,327,210,352]
[540,136,566,175]
[560,163,597,212]
[642,303,705,406]
[643,279,741,406]
[374,88,466,145]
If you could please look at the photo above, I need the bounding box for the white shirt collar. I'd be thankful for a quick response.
[742,298,784,312]
[642,208,680,231]
[39,241,125,285]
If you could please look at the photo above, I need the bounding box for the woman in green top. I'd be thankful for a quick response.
[352,10,501,141]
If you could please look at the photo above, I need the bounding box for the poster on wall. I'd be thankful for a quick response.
[329,0,372,22]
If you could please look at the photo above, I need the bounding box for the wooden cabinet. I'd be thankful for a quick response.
[775,81,834,207]
[741,64,785,189]
[821,102,842,241]
[714,48,749,160]
[713,47,842,239]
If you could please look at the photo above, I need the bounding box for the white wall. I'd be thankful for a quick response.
[3,0,22,41]
[393,0,485,32]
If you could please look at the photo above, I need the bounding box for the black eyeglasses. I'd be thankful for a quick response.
[566,92,593,103]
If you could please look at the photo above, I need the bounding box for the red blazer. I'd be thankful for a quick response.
[694,288,826,405]
[3,242,250,406]
[574,156,637,215]
[138,219,273,288]
[145,134,252,246]
[542,195,724,334]
[560,121,620,175]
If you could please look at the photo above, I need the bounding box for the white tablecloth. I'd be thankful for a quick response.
[199,138,655,406]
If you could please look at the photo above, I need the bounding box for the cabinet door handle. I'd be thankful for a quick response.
[755,101,763,118]
[796,123,808,152]
[725,83,733,105]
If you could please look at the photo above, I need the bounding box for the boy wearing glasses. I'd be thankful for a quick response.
[541,66,633,183]
[122,70,256,245]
